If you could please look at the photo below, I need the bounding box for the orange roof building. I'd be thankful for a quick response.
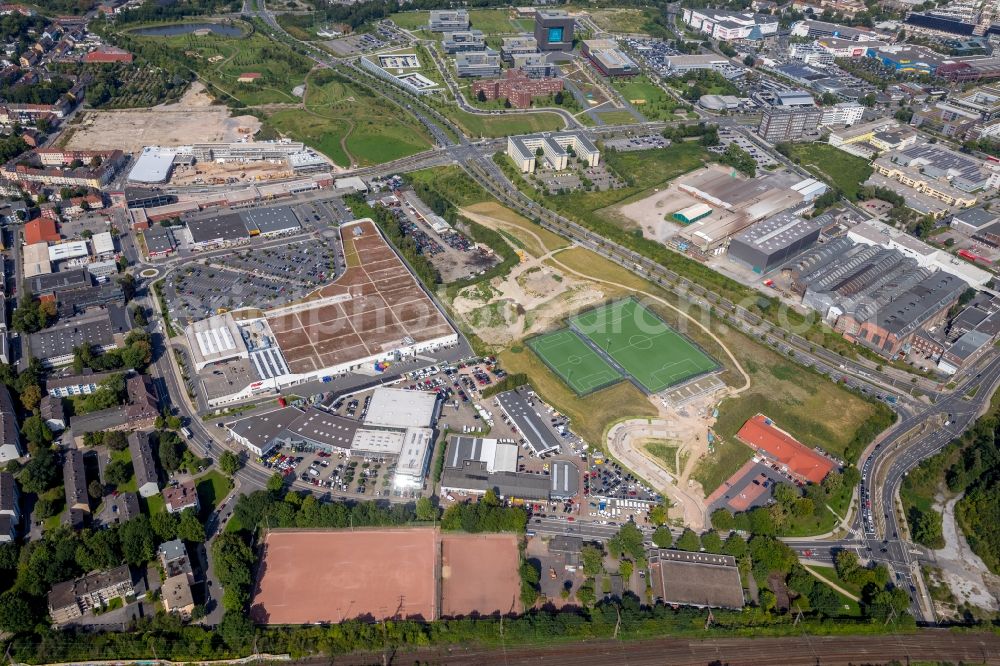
[736,414,834,484]
[24,217,58,245]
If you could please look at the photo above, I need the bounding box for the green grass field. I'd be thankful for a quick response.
[268,69,432,167]
[612,76,682,121]
[444,107,566,138]
[595,110,639,125]
[570,298,718,394]
[786,143,873,200]
[528,329,623,394]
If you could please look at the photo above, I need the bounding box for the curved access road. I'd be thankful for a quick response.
[607,419,708,529]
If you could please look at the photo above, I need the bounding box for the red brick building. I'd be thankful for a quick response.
[472,69,563,109]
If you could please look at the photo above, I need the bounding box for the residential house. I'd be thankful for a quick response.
[47,565,134,625]
[163,480,199,514]
[63,448,89,514]
[128,431,159,498]
[0,384,22,462]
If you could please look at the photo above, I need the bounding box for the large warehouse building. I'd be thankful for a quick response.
[184,218,459,406]
[228,387,437,489]
[727,211,825,274]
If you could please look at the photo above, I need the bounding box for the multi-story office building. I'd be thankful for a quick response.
[455,49,501,77]
[441,30,486,54]
[820,102,864,126]
[758,106,823,142]
[534,10,574,51]
[428,9,469,32]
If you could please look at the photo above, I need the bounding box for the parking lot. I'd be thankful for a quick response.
[390,191,501,282]
[164,264,294,325]
[164,231,347,325]
[324,22,403,56]
[584,457,661,507]
[536,162,623,194]
[603,135,670,152]
[215,238,341,289]
[709,128,778,170]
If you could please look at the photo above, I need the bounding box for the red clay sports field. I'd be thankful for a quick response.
[250,528,520,624]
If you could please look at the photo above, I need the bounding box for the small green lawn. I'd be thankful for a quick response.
[141,493,166,516]
[195,470,233,518]
[805,566,862,616]
[596,110,639,125]
[806,563,862,599]
[786,143,873,200]
[389,10,430,30]
[225,513,244,533]
[692,435,752,497]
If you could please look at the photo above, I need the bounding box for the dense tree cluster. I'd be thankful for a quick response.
[440,489,527,533]
[1,77,71,106]
[718,143,756,178]
[72,329,153,373]
[11,295,56,334]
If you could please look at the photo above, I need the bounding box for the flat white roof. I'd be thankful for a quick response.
[184,313,248,367]
[334,176,368,192]
[129,146,177,183]
[395,427,433,479]
[92,231,114,255]
[351,428,405,455]
[48,241,89,262]
[363,387,438,429]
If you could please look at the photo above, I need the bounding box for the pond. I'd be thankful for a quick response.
[132,22,244,37]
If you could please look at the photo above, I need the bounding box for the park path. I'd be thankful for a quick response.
[461,204,755,529]
[803,564,861,602]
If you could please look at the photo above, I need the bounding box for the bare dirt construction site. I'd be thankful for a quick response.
[609,183,690,241]
[440,533,521,617]
[453,205,606,346]
[169,160,295,187]
[251,528,521,624]
[607,400,718,530]
[62,82,261,153]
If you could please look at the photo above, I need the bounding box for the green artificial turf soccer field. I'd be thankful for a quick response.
[527,329,623,395]
[569,298,718,393]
